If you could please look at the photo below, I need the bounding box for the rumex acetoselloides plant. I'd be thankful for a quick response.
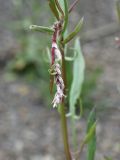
[30,0,97,160]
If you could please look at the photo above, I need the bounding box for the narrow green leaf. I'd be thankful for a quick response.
[116,0,120,22]
[55,0,64,17]
[69,38,85,116]
[63,17,84,44]
[87,108,96,160]
[69,38,85,152]
[48,0,60,20]
[62,0,68,34]
[83,121,96,145]
[78,121,96,158]
[29,25,54,34]
[87,108,96,132]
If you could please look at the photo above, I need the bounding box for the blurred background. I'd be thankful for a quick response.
[0,0,120,159]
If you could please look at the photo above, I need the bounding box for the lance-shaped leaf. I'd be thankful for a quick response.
[29,25,54,34]
[87,108,96,160]
[76,110,97,160]
[63,17,84,44]
[80,121,97,153]
[116,1,120,22]
[48,0,60,20]
[69,38,85,117]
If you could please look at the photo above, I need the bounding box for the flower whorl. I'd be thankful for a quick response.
[52,63,65,108]
[51,21,65,108]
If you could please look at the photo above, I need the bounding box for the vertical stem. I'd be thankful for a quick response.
[71,118,77,151]
[59,42,72,160]
[60,103,72,160]
[60,46,67,93]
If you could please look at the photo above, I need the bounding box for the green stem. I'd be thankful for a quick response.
[59,103,72,160]
[59,39,71,160]
[61,46,67,93]
[71,118,77,152]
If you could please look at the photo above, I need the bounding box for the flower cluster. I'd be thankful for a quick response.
[51,22,65,108]
[52,63,65,108]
